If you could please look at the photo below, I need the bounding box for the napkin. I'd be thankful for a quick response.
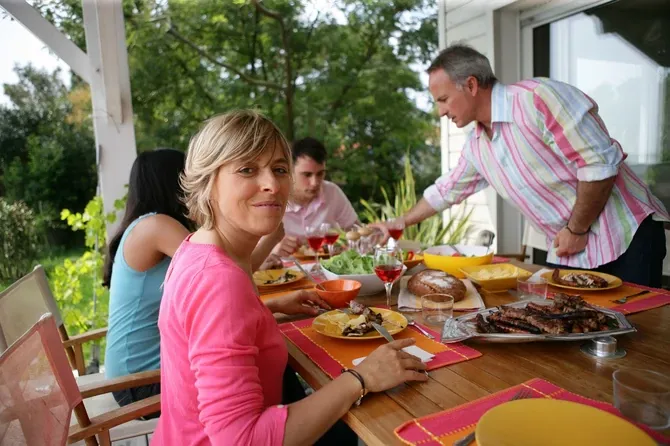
[352,345,435,366]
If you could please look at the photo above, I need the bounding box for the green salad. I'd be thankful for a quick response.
[320,250,374,275]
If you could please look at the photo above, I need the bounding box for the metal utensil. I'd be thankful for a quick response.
[290,257,326,291]
[612,290,650,304]
[449,245,464,255]
[408,321,434,340]
[371,322,394,343]
[453,388,534,446]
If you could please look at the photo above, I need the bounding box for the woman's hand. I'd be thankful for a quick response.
[355,338,428,392]
[259,254,283,270]
[267,289,331,316]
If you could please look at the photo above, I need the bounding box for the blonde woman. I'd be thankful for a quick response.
[152,110,427,445]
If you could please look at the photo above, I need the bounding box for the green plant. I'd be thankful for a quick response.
[52,196,124,335]
[359,157,472,247]
[0,199,43,282]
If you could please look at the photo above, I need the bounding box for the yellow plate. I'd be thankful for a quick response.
[253,268,305,288]
[312,307,408,340]
[476,399,654,446]
[541,269,622,291]
[460,263,532,292]
[404,254,424,270]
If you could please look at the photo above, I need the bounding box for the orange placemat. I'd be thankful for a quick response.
[280,318,481,378]
[258,279,317,301]
[394,378,669,445]
[548,282,670,314]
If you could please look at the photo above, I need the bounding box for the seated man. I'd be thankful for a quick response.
[272,137,359,257]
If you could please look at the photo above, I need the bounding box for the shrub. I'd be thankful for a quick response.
[0,199,42,282]
[359,157,472,247]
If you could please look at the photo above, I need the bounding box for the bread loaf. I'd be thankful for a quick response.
[407,269,467,302]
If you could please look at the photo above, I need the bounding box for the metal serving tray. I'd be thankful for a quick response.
[440,298,636,344]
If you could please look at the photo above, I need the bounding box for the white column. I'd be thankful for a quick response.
[82,0,136,236]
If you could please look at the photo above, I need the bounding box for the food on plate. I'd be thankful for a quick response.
[402,250,416,261]
[320,250,374,275]
[475,294,619,335]
[469,266,518,281]
[259,270,298,285]
[407,269,467,302]
[552,269,609,289]
[330,301,384,337]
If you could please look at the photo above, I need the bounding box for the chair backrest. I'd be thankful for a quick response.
[0,313,82,446]
[0,265,64,351]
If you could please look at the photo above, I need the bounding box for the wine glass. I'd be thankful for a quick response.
[321,222,340,257]
[305,225,326,270]
[387,218,405,243]
[373,246,404,308]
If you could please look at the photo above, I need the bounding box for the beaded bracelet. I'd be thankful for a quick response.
[341,368,368,406]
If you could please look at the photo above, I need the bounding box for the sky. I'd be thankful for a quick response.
[0,13,71,104]
[0,1,431,109]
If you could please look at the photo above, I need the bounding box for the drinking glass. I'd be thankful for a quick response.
[373,246,404,308]
[613,368,670,430]
[387,218,405,242]
[321,223,340,257]
[517,276,548,300]
[305,225,325,270]
[421,293,454,327]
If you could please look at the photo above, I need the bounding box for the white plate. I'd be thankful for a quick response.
[397,276,485,312]
[321,265,407,296]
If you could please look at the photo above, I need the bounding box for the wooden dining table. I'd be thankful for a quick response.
[278,261,670,445]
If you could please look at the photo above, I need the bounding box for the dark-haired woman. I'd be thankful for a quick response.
[103,148,287,413]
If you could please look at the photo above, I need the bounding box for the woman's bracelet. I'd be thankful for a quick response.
[341,368,368,406]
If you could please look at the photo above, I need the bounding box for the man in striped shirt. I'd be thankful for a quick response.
[375,44,669,287]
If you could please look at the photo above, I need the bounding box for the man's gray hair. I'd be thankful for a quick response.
[427,44,497,88]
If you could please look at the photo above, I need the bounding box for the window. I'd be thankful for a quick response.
[533,0,670,214]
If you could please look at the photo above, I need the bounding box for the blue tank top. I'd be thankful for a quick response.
[105,213,171,378]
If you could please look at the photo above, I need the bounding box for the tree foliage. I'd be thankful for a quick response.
[32,0,440,205]
[0,65,97,245]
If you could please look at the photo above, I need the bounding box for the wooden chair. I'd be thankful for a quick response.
[0,265,160,443]
[0,313,160,446]
[0,265,106,377]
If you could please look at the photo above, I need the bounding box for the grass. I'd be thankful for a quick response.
[0,246,86,291]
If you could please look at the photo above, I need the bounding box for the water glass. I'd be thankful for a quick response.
[613,368,670,430]
[421,293,454,327]
[517,276,548,300]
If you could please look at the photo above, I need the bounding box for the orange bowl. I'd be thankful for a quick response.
[315,279,362,308]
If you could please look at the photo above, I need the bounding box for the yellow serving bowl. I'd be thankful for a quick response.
[460,263,533,292]
[422,244,494,278]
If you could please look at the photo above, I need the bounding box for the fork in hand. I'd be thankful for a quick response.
[452,388,534,446]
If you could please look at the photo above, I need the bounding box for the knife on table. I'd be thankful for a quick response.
[371,322,394,342]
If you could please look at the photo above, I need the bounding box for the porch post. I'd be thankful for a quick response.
[82,0,136,237]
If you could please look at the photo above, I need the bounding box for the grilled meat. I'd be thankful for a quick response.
[349,301,367,315]
[476,314,497,333]
[488,313,542,334]
[489,320,534,334]
[342,304,384,336]
[475,294,618,335]
[552,269,609,289]
[498,306,567,334]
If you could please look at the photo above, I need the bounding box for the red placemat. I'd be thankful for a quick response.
[280,319,481,379]
[548,282,670,315]
[492,256,509,264]
[394,378,669,445]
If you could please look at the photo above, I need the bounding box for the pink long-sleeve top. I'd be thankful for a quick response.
[151,237,289,445]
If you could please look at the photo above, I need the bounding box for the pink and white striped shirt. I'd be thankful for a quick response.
[424,78,669,269]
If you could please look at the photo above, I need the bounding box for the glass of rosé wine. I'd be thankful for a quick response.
[305,225,326,269]
[321,222,340,257]
[373,246,404,308]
